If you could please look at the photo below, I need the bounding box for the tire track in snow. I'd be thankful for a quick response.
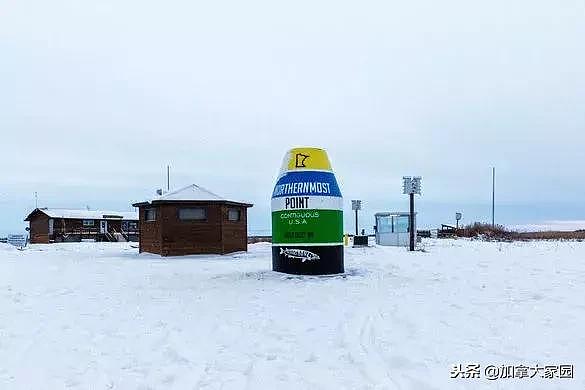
[340,273,400,389]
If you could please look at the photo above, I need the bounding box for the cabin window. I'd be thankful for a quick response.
[145,209,156,222]
[178,207,207,221]
[122,221,138,230]
[227,208,241,221]
[83,220,94,227]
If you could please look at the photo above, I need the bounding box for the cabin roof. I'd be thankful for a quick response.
[133,184,253,207]
[374,212,417,217]
[24,208,138,221]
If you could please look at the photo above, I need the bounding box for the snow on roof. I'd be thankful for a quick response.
[155,184,225,202]
[138,184,252,206]
[28,208,138,221]
[375,211,416,217]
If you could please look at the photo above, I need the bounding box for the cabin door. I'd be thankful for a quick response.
[48,219,54,235]
[100,220,108,234]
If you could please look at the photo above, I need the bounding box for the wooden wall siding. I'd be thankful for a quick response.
[160,203,223,256]
[139,207,162,254]
[138,202,249,256]
[220,205,248,253]
[29,214,49,244]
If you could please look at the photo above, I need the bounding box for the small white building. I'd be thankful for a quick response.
[374,212,416,247]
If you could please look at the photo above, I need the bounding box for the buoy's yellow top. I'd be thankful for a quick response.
[279,147,333,173]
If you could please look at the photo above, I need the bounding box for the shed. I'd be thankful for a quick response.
[24,208,139,243]
[374,211,417,247]
[132,184,253,256]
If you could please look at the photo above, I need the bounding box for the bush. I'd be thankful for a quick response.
[248,236,272,244]
[460,222,516,240]
[458,223,585,241]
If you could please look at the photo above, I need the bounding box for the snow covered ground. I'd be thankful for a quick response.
[1,239,584,390]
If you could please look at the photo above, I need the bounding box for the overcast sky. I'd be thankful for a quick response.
[1,0,584,234]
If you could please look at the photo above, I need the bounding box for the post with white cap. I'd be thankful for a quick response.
[351,200,362,236]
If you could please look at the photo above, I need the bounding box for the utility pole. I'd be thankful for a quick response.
[491,167,495,227]
[167,165,170,191]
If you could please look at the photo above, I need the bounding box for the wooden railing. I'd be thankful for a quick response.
[50,225,139,242]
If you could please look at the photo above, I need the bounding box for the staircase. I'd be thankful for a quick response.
[106,229,127,242]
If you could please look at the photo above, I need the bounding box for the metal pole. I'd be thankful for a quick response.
[409,193,415,251]
[355,209,358,236]
[167,165,170,191]
[34,192,38,208]
[491,167,495,227]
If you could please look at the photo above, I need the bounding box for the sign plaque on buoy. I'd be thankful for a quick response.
[271,147,344,275]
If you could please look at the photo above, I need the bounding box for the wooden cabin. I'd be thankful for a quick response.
[25,208,139,244]
[132,184,253,256]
